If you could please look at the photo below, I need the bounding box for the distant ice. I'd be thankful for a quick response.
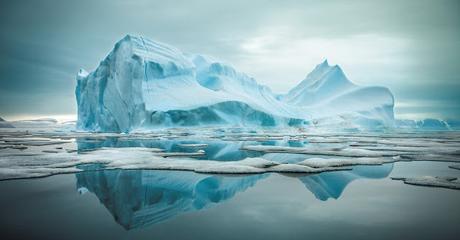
[0,117,14,128]
[178,143,208,148]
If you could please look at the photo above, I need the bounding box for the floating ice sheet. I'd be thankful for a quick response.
[0,147,354,180]
[241,144,460,161]
[298,157,396,168]
[391,176,460,190]
[1,128,460,182]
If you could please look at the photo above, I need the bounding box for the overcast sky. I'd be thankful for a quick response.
[0,0,459,120]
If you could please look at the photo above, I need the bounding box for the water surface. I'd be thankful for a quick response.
[1,161,459,240]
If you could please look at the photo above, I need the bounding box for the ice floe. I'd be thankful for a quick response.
[241,145,408,157]
[391,176,460,190]
[241,144,460,161]
[0,147,354,180]
[178,143,208,148]
[449,165,460,171]
[1,127,460,182]
[298,157,396,168]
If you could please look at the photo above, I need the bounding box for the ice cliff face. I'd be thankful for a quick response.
[76,35,394,132]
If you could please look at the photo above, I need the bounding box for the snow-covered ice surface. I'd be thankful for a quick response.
[391,176,460,190]
[1,124,460,192]
[178,143,208,148]
[76,35,396,132]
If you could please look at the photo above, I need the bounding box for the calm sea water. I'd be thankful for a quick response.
[1,161,459,240]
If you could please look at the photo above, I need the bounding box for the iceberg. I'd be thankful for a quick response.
[0,117,14,128]
[76,35,395,132]
[395,118,456,130]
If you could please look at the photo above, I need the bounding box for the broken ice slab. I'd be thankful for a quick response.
[391,176,460,190]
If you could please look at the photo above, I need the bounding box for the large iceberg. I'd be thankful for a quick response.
[76,35,394,132]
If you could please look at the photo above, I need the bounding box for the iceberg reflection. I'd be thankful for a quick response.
[76,137,267,161]
[76,169,267,229]
[262,152,394,200]
[75,161,393,229]
[299,164,394,201]
[74,141,394,229]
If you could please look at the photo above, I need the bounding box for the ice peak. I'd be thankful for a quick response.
[309,59,332,76]
[77,68,89,78]
[330,64,344,75]
[124,33,136,39]
[320,59,329,67]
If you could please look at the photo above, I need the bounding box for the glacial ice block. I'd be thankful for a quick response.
[76,35,395,132]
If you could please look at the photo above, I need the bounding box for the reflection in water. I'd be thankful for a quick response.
[76,163,393,229]
[259,152,394,200]
[76,170,267,229]
[77,137,265,161]
[75,137,394,229]
[299,164,394,200]
[76,137,309,161]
